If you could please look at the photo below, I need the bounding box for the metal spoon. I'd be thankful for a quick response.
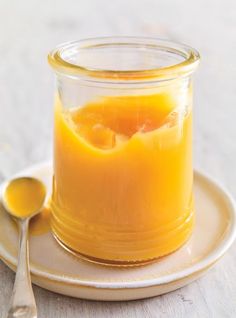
[2,177,46,318]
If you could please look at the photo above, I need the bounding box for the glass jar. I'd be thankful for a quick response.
[48,37,200,266]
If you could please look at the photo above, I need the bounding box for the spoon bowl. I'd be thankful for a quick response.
[2,177,46,220]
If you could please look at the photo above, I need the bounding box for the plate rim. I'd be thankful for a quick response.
[0,161,235,290]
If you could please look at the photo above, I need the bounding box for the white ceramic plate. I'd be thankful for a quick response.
[0,161,235,301]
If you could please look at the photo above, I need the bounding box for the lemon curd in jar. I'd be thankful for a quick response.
[51,89,193,264]
[48,38,199,265]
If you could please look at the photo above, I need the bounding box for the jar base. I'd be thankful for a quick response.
[52,231,192,267]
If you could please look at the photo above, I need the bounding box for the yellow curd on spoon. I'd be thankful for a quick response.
[4,177,46,218]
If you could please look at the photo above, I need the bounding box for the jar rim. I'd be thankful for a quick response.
[48,36,200,82]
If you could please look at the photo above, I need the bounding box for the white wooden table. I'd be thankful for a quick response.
[0,0,235,317]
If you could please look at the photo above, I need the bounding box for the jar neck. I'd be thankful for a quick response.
[49,37,200,83]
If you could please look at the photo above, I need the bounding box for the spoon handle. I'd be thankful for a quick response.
[6,218,37,318]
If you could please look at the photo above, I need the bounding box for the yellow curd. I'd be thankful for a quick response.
[51,91,194,263]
